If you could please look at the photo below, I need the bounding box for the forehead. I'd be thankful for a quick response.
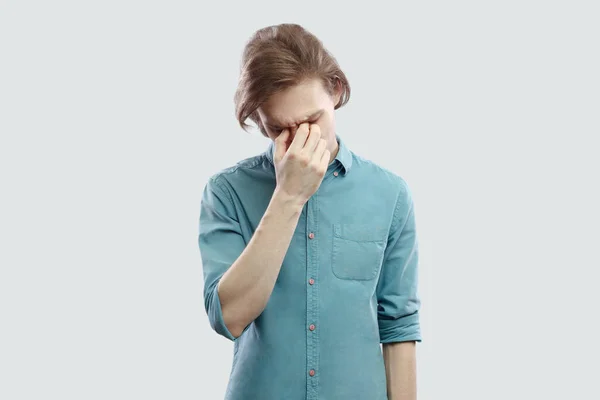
[259,78,329,126]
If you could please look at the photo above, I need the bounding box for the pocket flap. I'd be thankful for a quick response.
[333,223,388,242]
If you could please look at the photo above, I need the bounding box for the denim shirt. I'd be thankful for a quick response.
[198,134,422,400]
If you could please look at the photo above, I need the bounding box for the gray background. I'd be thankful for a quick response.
[1,1,598,399]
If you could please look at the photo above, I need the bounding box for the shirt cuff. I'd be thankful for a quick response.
[378,311,422,343]
[207,283,238,342]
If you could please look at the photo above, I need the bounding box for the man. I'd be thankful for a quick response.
[198,23,422,400]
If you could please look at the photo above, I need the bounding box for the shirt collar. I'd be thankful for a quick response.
[264,133,353,175]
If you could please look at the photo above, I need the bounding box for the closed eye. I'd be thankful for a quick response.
[269,119,319,133]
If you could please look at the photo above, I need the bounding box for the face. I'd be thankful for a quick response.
[257,77,342,156]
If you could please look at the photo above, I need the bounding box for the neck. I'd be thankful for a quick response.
[329,137,339,164]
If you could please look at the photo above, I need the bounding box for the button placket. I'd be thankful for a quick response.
[305,193,319,399]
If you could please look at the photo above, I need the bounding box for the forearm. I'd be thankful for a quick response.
[217,188,303,337]
[383,341,417,400]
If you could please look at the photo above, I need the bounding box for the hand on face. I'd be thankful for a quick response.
[273,122,330,206]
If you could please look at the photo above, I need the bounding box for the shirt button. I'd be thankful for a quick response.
[333,171,339,176]
[308,232,315,239]
[309,324,316,331]
[308,278,315,285]
[309,369,316,377]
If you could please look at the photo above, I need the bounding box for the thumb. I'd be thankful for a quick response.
[274,129,290,161]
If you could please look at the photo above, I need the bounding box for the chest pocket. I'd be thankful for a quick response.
[331,223,388,280]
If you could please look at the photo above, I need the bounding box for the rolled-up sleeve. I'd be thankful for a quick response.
[198,176,247,341]
[376,180,422,343]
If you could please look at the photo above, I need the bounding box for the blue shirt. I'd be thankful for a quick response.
[198,134,422,400]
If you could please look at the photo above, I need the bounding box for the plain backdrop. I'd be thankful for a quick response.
[1,1,599,399]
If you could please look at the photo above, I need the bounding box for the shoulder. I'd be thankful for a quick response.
[350,151,412,200]
[204,152,271,193]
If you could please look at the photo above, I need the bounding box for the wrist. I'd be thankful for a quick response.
[272,187,305,214]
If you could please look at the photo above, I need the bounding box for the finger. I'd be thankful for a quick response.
[302,124,322,154]
[320,148,331,168]
[313,138,327,161]
[288,122,310,153]
[274,128,290,161]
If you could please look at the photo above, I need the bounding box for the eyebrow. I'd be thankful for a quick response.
[266,109,324,129]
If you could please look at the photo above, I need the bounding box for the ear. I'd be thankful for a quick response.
[332,77,343,105]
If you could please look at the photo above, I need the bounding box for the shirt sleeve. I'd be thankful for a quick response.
[198,176,248,341]
[376,180,422,344]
